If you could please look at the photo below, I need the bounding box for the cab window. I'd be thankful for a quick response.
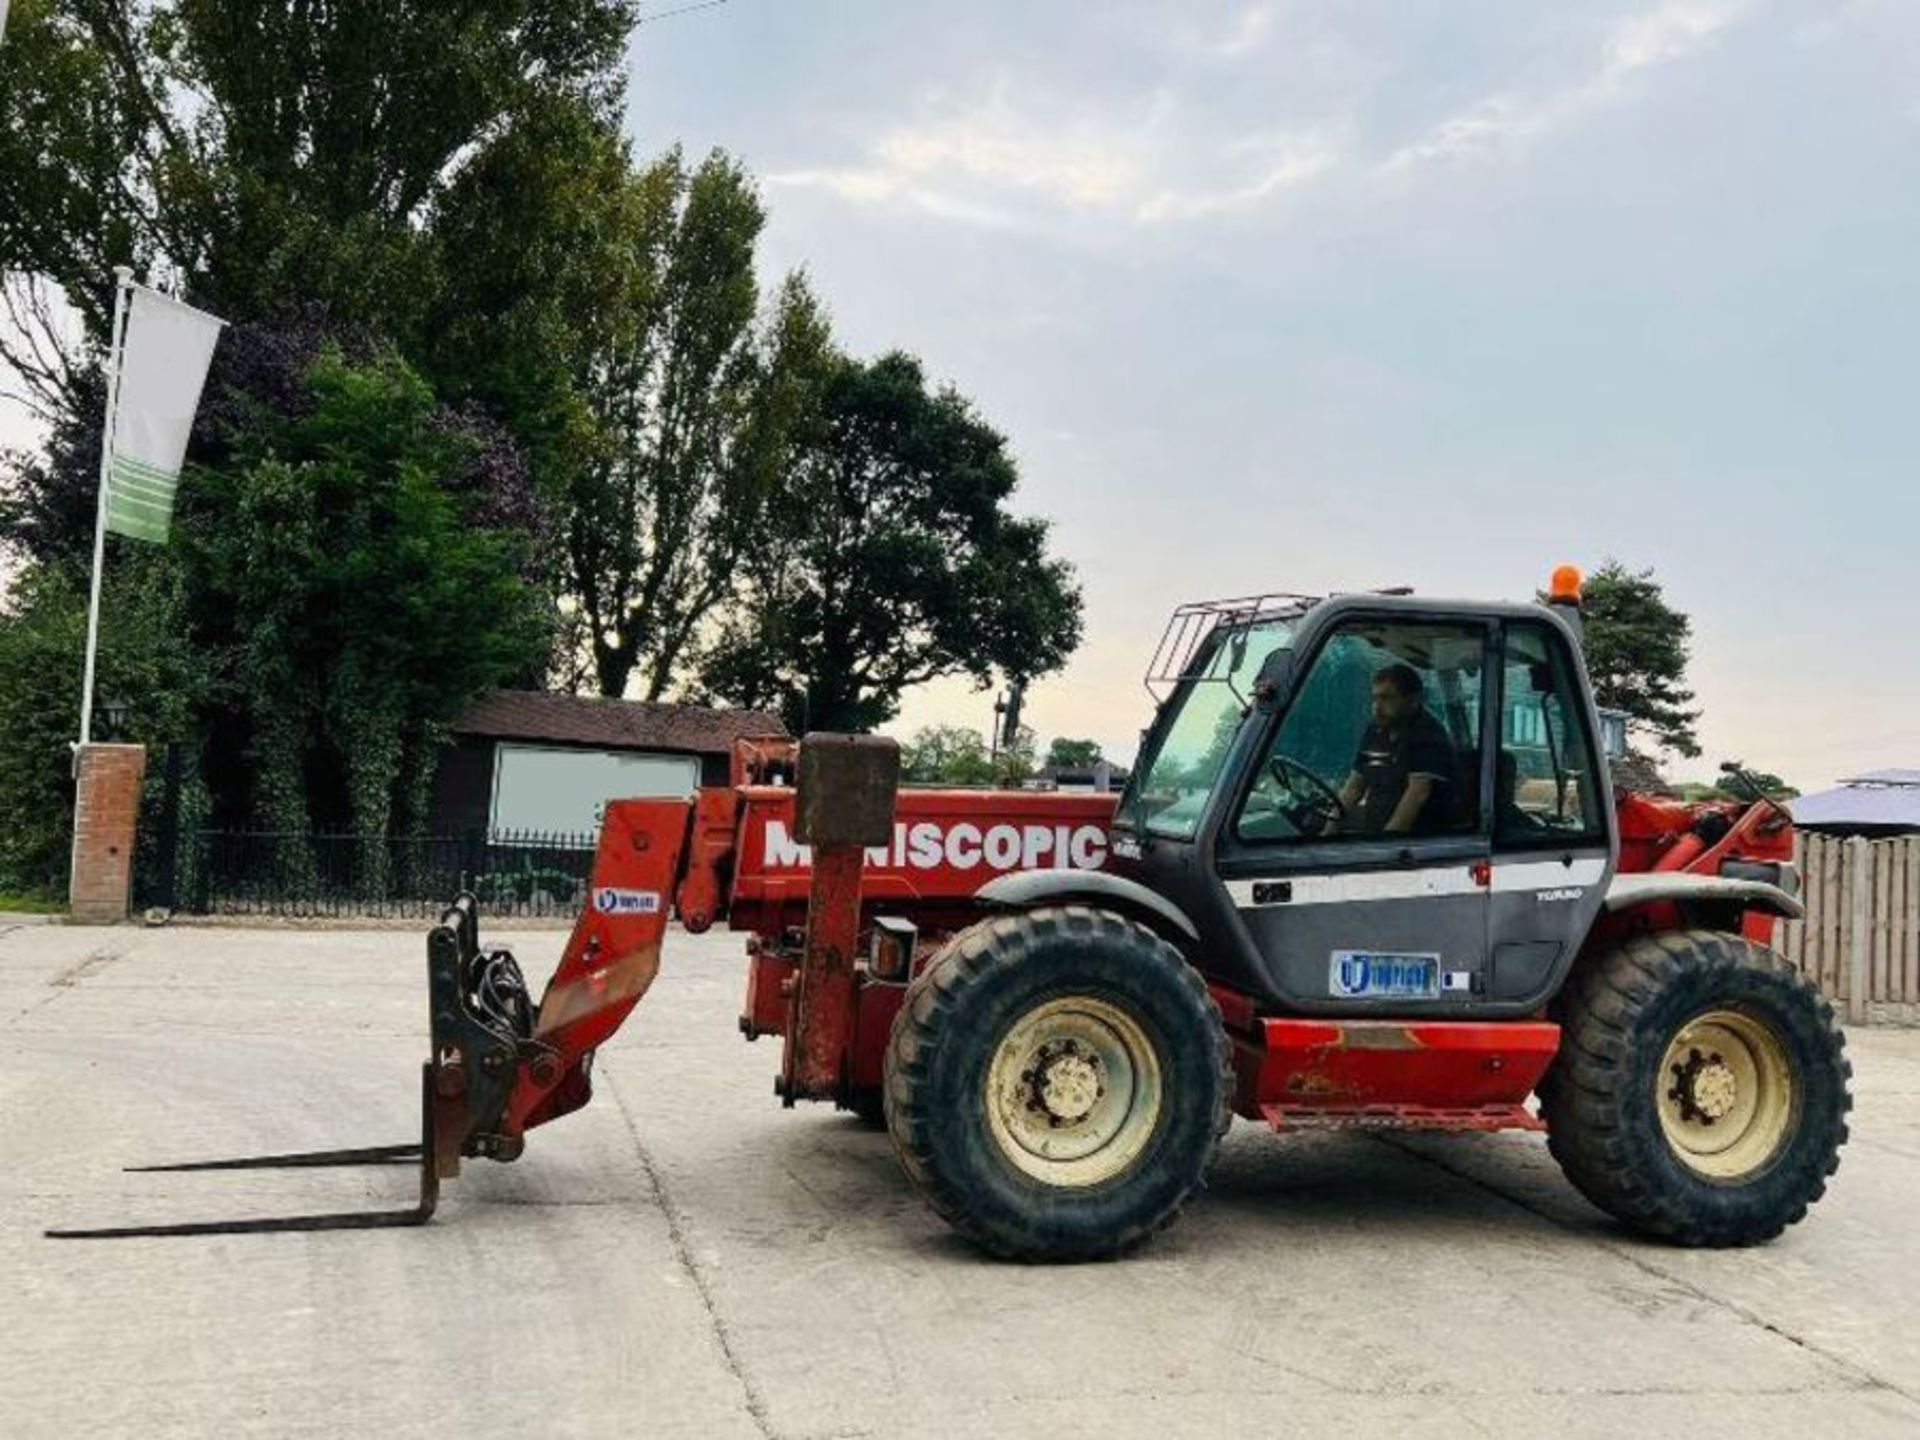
[1497,622,1605,846]
[1125,617,1293,840]
[1236,620,1487,844]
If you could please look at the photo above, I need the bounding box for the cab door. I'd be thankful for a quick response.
[1484,618,1615,1006]
[1213,616,1497,1015]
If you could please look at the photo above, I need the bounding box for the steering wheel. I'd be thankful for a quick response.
[1267,755,1347,832]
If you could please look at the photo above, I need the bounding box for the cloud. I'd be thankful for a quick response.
[1380,1,1748,174]
[1605,2,1742,74]
[768,2,1749,229]
[1183,4,1276,61]
[770,84,1338,228]
[1136,131,1341,221]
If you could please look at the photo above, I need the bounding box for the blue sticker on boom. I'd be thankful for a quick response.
[593,887,662,916]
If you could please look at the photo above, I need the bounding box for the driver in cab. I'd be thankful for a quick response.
[1332,663,1455,835]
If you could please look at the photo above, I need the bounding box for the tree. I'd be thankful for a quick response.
[700,351,1084,734]
[2,2,1092,873]
[0,0,612,891]
[0,559,205,894]
[0,0,636,395]
[1572,561,1703,759]
[0,366,108,569]
[898,724,1036,787]
[180,345,548,862]
[421,93,662,616]
[1044,737,1103,770]
[1725,767,1797,800]
[997,725,1040,787]
[560,157,828,700]
[1,0,637,610]
[900,725,997,787]
[1679,768,1799,805]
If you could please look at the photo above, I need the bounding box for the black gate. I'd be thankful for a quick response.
[177,829,595,917]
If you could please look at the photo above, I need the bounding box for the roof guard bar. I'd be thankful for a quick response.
[1143,593,1320,704]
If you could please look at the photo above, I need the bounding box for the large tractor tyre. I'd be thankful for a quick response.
[883,906,1231,1262]
[1541,928,1850,1247]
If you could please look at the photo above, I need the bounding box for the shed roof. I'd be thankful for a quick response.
[453,690,787,756]
[1838,768,1920,787]
[1790,771,1920,830]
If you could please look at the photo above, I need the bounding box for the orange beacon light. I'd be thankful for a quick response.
[1548,564,1584,606]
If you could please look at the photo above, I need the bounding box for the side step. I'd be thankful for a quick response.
[1260,1101,1544,1134]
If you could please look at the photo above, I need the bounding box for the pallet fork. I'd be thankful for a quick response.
[49,799,694,1239]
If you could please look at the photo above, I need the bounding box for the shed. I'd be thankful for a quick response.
[1789,769,1920,838]
[431,691,787,839]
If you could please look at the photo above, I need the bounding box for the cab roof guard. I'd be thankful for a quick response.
[1145,593,1320,704]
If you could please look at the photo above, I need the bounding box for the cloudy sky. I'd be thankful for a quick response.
[626,0,1919,788]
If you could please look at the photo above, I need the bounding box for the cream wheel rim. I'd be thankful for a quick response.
[1656,1008,1796,1180]
[984,996,1164,1187]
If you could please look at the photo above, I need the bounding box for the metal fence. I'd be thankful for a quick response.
[149,828,598,919]
[1776,833,1920,1024]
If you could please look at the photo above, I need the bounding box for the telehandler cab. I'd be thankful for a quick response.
[55,569,1848,1260]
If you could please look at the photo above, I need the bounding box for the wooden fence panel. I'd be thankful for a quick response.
[1774,832,1920,1022]
[1881,844,1896,1006]
[1907,839,1919,1005]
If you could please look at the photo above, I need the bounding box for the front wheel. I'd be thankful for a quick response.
[1541,929,1850,1247]
[883,907,1230,1261]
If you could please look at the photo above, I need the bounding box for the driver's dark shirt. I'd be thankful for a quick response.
[1352,709,1455,834]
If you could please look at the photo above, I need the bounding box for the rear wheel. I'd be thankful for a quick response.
[1541,929,1850,1246]
[884,907,1230,1261]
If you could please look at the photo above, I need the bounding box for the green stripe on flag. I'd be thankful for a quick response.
[113,453,179,484]
[107,507,171,543]
[111,479,176,508]
[111,480,175,506]
[106,453,180,543]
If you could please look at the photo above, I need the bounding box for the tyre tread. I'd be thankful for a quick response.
[1541,928,1850,1247]
[883,906,1231,1261]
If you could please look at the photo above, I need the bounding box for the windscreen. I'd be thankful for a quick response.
[1119,617,1293,840]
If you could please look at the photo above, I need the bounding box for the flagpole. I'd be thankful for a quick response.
[77,265,134,752]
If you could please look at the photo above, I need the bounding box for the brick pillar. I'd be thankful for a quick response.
[70,743,147,924]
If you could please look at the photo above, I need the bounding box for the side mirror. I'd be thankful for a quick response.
[1596,710,1629,762]
[1226,627,1249,676]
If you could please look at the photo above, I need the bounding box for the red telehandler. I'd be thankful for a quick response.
[54,570,1848,1259]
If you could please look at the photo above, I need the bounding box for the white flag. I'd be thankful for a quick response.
[105,286,224,543]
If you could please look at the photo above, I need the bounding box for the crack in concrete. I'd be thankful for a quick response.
[1376,1135,1920,1409]
[49,947,125,989]
[603,1061,778,1440]
[6,946,126,1029]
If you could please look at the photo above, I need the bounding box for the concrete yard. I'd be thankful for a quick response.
[5,917,1920,1439]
